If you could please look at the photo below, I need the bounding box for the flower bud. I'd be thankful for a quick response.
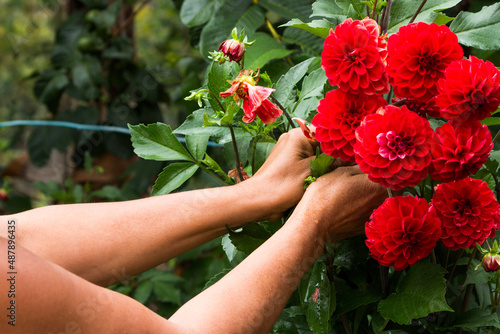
[0,189,8,202]
[218,39,245,62]
[482,253,500,272]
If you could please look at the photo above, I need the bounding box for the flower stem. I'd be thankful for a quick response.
[228,124,245,182]
[371,0,378,19]
[409,0,428,24]
[270,94,296,129]
[204,89,227,114]
[387,188,393,198]
[493,129,500,144]
[381,0,393,34]
[380,264,389,298]
[340,313,353,334]
[446,249,464,287]
[449,248,477,309]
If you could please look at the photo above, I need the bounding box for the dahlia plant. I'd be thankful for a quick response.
[129,1,500,332]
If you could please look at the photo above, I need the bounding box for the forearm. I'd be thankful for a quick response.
[1,181,273,286]
[169,207,325,334]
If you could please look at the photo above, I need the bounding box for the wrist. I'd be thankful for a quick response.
[229,179,278,225]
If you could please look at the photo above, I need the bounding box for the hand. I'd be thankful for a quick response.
[293,165,387,243]
[241,128,317,221]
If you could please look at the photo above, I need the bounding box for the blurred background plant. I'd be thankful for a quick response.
[1,0,500,328]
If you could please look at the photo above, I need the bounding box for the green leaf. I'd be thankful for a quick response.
[89,186,123,201]
[86,1,123,29]
[299,260,331,334]
[280,18,335,38]
[34,70,69,113]
[186,135,210,161]
[128,123,193,162]
[378,262,452,325]
[453,308,500,329]
[311,0,347,20]
[221,235,239,262]
[388,0,461,34]
[153,281,181,305]
[335,0,365,19]
[202,153,234,183]
[258,0,312,21]
[253,141,276,172]
[180,0,221,27]
[310,153,334,178]
[335,288,382,314]
[433,12,455,25]
[299,68,327,102]
[207,61,239,111]
[79,0,107,9]
[283,27,324,57]
[228,223,272,255]
[200,1,264,60]
[71,55,104,101]
[151,163,199,196]
[244,33,294,70]
[274,58,316,109]
[174,109,232,144]
[450,3,500,50]
[133,280,153,304]
[203,269,232,290]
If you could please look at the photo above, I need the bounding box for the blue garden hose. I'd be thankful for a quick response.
[0,120,222,147]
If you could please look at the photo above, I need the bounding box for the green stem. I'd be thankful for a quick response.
[380,265,389,298]
[449,249,477,309]
[444,247,450,269]
[228,124,245,182]
[492,129,500,144]
[431,249,437,264]
[371,0,378,19]
[381,0,393,34]
[494,276,499,313]
[251,139,257,175]
[446,249,464,287]
[409,0,428,24]
[269,94,296,129]
[197,162,233,185]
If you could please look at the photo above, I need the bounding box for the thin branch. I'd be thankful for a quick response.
[228,124,245,182]
[115,0,151,36]
[493,129,500,144]
[409,0,428,24]
[380,265,389,298]
[269,94,296,129]
[381,0,393,34]
[371,0,378,19]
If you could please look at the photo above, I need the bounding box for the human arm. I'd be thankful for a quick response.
[0,129,316,286]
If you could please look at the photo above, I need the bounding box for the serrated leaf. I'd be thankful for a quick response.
[274,58,316,109]
[207,61,240,111]
[202,153,234,183]
[299,260,330,334]
[378,262,452,325]
[310,153,334,178]
[186,134,210,161]
[450,3,500,50]
[151,163,199,196]
[244,33,294,70]
[280,18,335,38]
[133,280,153,304]
[153,281,181,305]
[174,109,232,144]
[259,0,312,21]
[388,0,461,34]
[311,0,347,20]
[129,123,193,162]
[203,269,232,290]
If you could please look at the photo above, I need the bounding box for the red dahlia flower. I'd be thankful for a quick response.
[394,97,441,118]
[218,39,245,62]
[433,178,500,251]
[313,89,387,162]
[365,196,441,271]
[220,71,282,124]
[429,121,492,183]
[354,105,433,190]
[321,18,389,95]
[387,22,463,102]
[436,56,500,124]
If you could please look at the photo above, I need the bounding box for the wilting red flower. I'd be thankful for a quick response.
[482,253,500,272]
[313,89,387,162]
[394,97,441,118]
[293,117,316,140]
[228,163,250,183]
[365,196,441,271]
[354,105,433,190]
[220,70,282,124]
[433,178,500,251]
[429,121,492,183]
[218,39,245,62]
[387,22,463,102]
[436,56,500,124]
[321,18,389,95]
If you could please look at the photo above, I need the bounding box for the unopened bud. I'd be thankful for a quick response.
[482,253,500,272]
[218,39,245,63]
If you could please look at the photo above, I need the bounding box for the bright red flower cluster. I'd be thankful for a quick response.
[432,178,500,251]
[365,196,441,270]
[312,89,387,162]
[354,105,433,190]
[436,56,500,124]
[387,22,463,102]
[321,18,389,95]
[429,121,492,183]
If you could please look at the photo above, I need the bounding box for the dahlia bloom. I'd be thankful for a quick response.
[436,56,500,124]
[387,22,463,102]
[433,178,500,251]
[429,121,492,183]
[394,97,441,118]
[354,105,433,190]
[313,89,387,162]
[218,39,245,63]
[321,18,389,95]
[482,253,500,272]
[220,71,282,124]
[365,196,441,271]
